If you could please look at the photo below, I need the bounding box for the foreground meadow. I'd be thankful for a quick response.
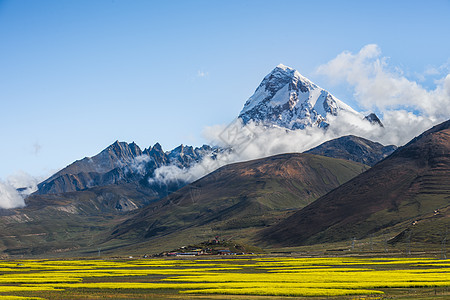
[0,256,448,299]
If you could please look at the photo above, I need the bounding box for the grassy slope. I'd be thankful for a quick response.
[261,120,450,248]
[0,153,367,257]
[0,182,158,257]
[100,153,368,255]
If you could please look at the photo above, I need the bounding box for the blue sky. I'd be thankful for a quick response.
[0,0,449,180]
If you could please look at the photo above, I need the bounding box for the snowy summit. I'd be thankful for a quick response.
[239,64,361,130]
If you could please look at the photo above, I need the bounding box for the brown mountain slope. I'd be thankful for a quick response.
[107,153,368,252]
[0,153,367,257]
[305,135,397,166]
[0,182,161,256]
[260,120,450,246]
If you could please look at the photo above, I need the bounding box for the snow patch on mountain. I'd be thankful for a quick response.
[239,64,363,130]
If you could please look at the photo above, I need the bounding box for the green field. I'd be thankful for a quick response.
[0,256,448,299]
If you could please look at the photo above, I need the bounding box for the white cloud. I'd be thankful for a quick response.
[0,180,25,209]
[148,117,384,185]
[424,66,440,76]
[130,155,151,176]
[6,171,39,196]
[0,171,41,209]
[424,60,450,77]
[148,165,196,185]
[416,61,450,82]
[316,44,450,145]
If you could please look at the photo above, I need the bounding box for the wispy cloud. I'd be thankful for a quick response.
[33,141,42,155]
[147,116,385,185]
[197,70,209,78]
[423,60,450,77]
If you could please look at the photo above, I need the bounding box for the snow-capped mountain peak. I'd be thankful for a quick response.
[239,64,360,130]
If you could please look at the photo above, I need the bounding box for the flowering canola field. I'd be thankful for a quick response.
[0,257,448,299]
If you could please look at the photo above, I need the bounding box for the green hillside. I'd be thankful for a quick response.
[104,153,368,254]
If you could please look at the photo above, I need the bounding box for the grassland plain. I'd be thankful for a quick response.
[0,257,448,299]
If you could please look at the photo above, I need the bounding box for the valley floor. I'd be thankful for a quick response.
[0,255,448,299]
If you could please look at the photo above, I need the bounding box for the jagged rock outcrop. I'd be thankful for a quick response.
[365,113,384,127]
[36,141,214,195]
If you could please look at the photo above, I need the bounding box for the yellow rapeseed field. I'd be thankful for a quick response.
[0,257,448,298]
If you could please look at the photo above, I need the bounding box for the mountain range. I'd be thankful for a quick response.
[107,153,368,253]
[0,147,369,256]
[101,119,448,255]
[262,119,450,246]
[2,64,446,257]
[34,64,384,197]
[36,141,214,196]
